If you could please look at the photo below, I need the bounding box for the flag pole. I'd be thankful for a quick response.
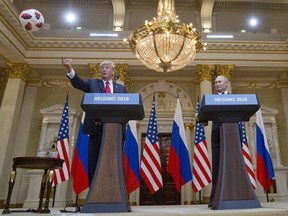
[75,195,81,212]
[266,190,269,202]
[199,190,202,204]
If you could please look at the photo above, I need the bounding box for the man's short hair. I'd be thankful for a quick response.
[100,61,115,69]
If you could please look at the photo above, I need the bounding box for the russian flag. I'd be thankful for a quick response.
[123,120,140,194]
[168,98,192,192]
[256,108,275,191]
[71,113,89,195]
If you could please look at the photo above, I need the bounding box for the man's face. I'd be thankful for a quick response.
[100,63,114,81]
[215,76,228,93]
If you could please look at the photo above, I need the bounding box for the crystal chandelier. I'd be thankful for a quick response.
[126,0,205,73]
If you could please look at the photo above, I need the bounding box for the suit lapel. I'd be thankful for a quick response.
[113,82,118,93]
[97,79,105,93]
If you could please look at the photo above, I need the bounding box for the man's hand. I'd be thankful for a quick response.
[62,57,73,72]
[195,112,199,121]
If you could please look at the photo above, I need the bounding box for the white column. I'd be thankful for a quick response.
[10,86,38,204]
[271,122,282,167]
[196,64,214,203]
[0,78,27,199]
[183,123,193,204]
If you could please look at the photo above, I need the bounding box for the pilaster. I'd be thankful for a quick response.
[0,62,31,199]
[182,123,193,205]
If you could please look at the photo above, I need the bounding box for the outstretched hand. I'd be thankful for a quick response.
[62,57,73,72]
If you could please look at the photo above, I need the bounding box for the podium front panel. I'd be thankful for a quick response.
[198,94,260,123]
[81,93,145,123]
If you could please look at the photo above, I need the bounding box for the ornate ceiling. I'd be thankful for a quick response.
[0,0,287,82]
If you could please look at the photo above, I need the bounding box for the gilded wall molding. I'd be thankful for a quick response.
[196,64,215,82]
[24,78,288,88]
[215,64,234,80]
[88,63,101,79]
[6,61,31,81]
[215,1,288,10]
[138,81,193,113]
[184,123,194,130]
[26,78,72,87]
[231,80,288,89]
[1,0,288,53]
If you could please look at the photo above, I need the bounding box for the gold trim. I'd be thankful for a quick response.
[6,62,31,82]
[196,64,215,82]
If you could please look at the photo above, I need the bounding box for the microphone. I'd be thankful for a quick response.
[114,73,120,81]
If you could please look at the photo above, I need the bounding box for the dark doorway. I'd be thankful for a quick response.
[140,133,181,205]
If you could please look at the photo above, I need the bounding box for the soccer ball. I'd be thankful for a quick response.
[19,9,44,32]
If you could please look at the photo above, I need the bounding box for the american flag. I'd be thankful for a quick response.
[140,97,163,193]
[239,121,257,189]
[192,102,212,192]
[53,96,70,186]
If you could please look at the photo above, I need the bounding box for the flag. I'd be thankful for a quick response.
[239,121,256,189]
[123,120,140,194]
[140,97,163,193]
[53,96,70,186]
[192,101,212,192]
[71,112,89,195]
[256,108,275,191]
[168,98,192,192]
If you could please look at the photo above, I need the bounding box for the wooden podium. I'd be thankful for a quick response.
[80,93,144,213]
[198,94,262,210]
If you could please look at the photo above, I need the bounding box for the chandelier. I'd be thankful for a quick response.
[126,0,205,73]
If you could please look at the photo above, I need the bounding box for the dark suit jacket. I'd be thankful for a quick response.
[68,73,128,135]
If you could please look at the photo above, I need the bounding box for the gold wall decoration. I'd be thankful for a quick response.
[196,64,215,82]
[215,64,235,80]
[6,61,31,82]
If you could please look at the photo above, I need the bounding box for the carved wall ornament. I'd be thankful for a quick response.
[214,64,234,80]
[139,81,193,113]
[196,64,215,82]
[6,61,31,81]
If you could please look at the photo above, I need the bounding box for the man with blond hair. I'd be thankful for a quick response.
[62,58,127,186]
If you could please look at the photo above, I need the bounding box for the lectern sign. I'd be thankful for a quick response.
[204,94,258,105]
[81,93,144,124]
[198,94,260,123]
[84,94,139,104]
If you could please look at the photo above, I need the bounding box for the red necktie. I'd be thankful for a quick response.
[105,81,111,93]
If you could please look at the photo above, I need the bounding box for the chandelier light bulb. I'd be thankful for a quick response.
[126,0,204,73]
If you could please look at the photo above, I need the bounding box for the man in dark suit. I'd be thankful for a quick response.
[62,58,127,186]
[209,75,229,208]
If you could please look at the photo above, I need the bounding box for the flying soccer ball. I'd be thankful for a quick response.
[19,9,44,32]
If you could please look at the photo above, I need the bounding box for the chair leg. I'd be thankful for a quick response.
[2,169,17,214]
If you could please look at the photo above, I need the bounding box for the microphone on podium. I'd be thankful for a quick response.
[114,73,119,81]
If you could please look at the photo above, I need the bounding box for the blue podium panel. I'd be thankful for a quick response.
[198,94,260,123]
[81,93,145,123]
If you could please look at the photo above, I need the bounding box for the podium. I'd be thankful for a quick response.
[198,94,261,210]
[80,93,144,213]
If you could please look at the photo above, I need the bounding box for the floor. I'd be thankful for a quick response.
[2,202,288,216]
